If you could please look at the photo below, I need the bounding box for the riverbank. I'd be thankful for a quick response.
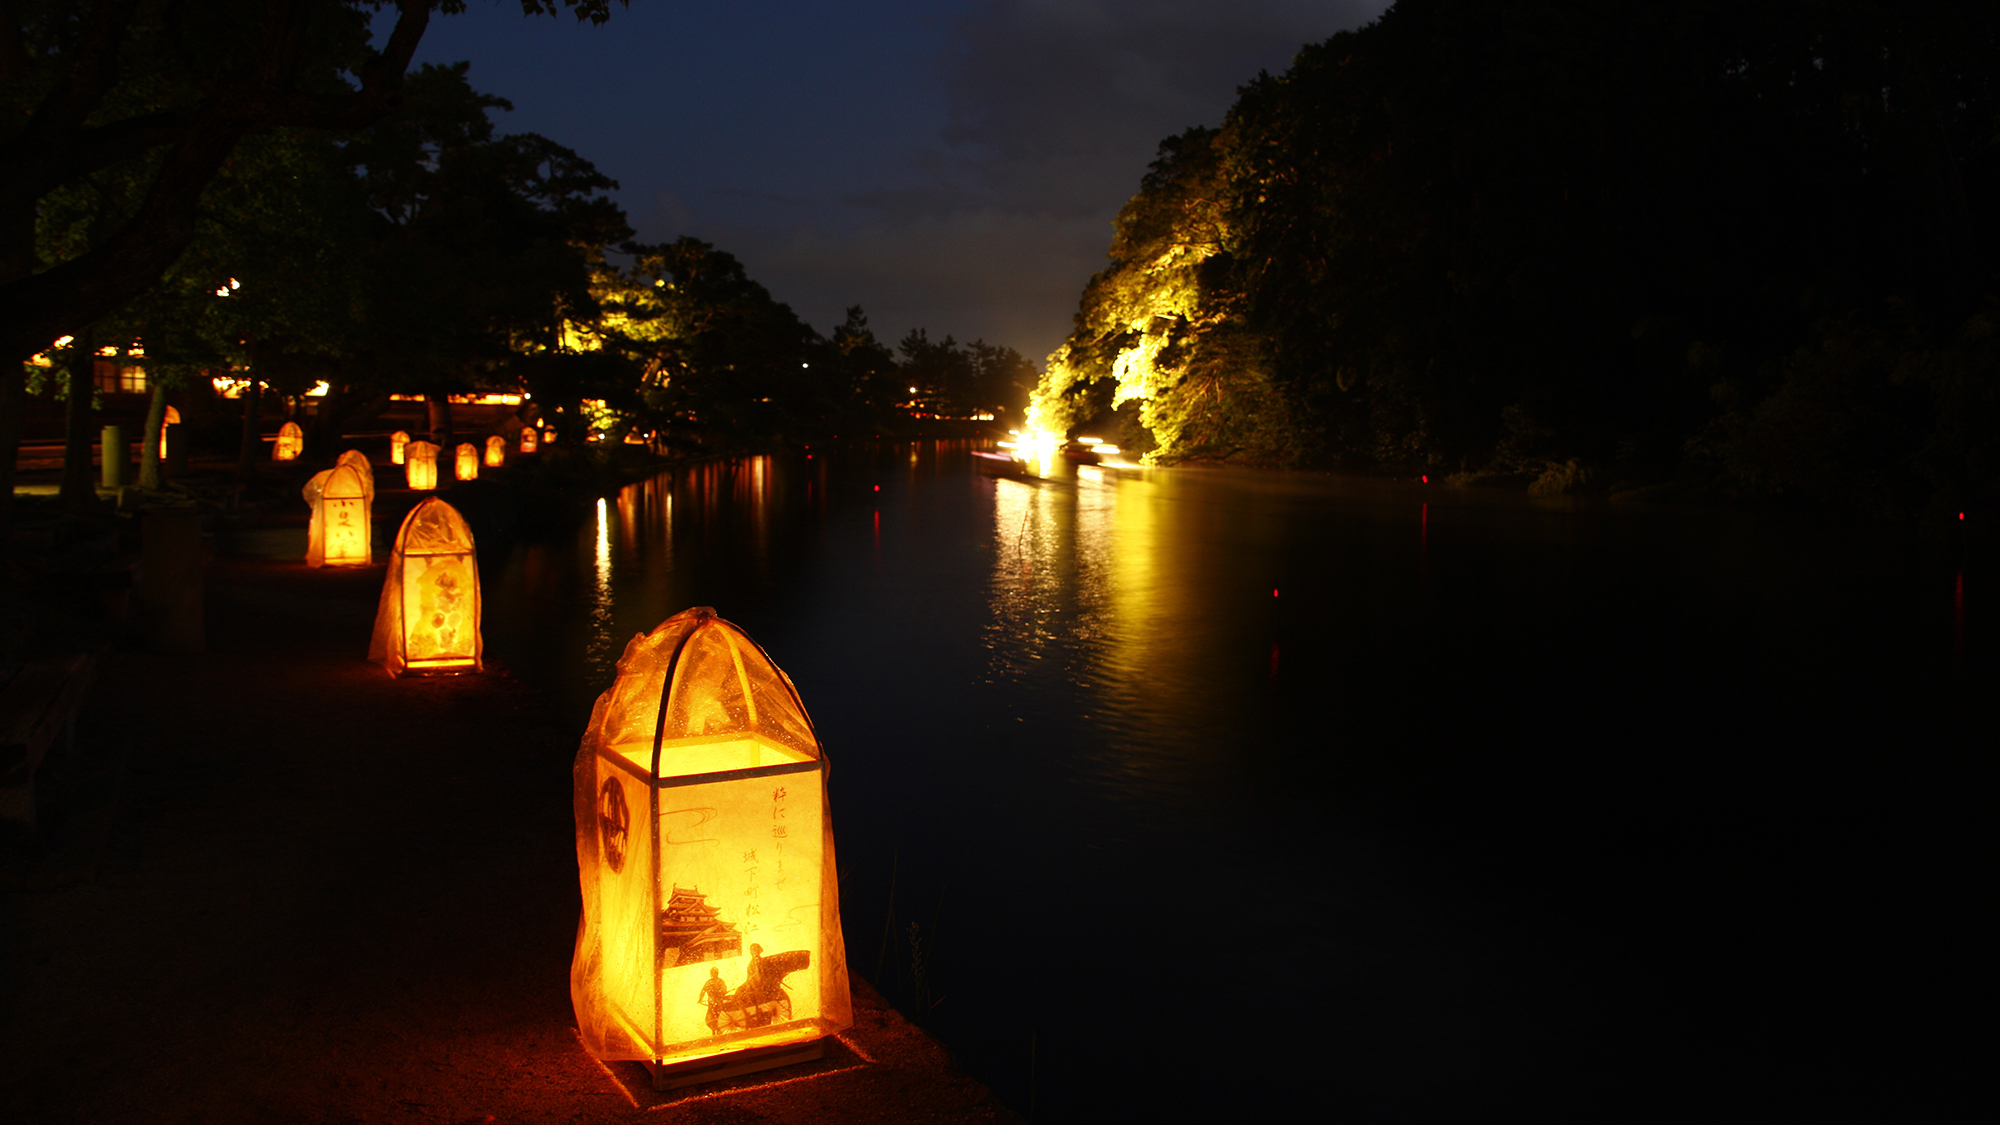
[0,503,1018,1122]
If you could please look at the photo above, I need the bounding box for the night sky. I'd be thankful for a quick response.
[392,0,1390,362]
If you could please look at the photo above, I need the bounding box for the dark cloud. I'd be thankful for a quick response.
[402,1,1388,362]
[748,0,1389,358]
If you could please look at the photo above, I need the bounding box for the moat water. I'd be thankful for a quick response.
[483,442,1982,1118]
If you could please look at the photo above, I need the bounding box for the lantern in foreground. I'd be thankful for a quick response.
[519,426,538,453]
[405,440,438,490]
[572,607,851,1089]
[302,452,373,567]
[273,421,304,461]
[484,434,507,467]
[369,497,481,676]
[455,441,479,480]
[391,430,410,465]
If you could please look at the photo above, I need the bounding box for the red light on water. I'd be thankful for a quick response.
[1960,512,1966,521]
[873,484,880,492]
[1421,475,1428,484]
[1273,589,1279,597]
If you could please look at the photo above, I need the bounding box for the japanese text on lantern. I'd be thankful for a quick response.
[771,786,788,889]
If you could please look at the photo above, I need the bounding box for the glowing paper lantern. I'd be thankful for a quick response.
[455,442,479,481]
[159,406,181,458]
[404,441,438,491]
[484,434,507,467]
[302,454,373,567]
[519,426,538,453]
[572,607,851,1089]
[272,421,304,461]
[391,430,410,465]
[368,497,481,677]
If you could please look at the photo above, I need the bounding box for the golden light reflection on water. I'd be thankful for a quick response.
[986,470,1121,672]
[589,496,615,667]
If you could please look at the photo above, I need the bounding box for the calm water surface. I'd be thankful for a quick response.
[484,443,1983,1118]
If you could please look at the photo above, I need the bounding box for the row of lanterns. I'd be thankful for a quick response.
[280,423,549,467]
[300,447,849,1090]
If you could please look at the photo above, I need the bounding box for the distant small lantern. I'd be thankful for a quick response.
[405,440,439,491]
[273,421,304,461]
[571,607,852,1090]
[302,453,373,567]
[369,497,481,676]
[484,434,507,467]
[455,442,479,481]
[519,426,539,453]
[391,430,411,465]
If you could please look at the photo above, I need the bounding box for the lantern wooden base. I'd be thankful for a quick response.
[400,658,478,676]
[643,1037,826,1092]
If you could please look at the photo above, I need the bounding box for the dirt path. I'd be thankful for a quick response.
[2,549,1015,1124]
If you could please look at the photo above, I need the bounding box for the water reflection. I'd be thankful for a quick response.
[588,496,614,667]
[478,444,1980,1120]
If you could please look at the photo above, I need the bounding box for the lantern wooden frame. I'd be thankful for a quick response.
[368,497,481,677]
[404,440,439,491]
[455,442,479,481]
[571,607,851,1090]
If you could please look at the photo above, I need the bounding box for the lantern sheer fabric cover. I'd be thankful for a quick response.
[302,456,373,567]
[405,441,439,490]
[368,497,482,677]
[571,607,852,1066]
[273,420,304,460]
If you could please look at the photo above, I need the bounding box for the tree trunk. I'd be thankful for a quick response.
[59,333,100,512]
[139,380,168,489]
[427,395,454,453]
[0,364,23,531]
[237,371,261,478]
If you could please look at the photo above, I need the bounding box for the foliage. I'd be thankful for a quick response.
[1032,0,2000,512]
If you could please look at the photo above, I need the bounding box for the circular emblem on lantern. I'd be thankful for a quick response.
[598,778,629,872]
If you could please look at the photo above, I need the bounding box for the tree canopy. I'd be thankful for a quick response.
[1032,0,2000,516]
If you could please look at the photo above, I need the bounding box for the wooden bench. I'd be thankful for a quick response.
[0,651,101,830]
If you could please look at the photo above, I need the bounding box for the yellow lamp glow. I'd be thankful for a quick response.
[571,607,851,1090]
[405,440,439,491]
[273,421,304,461]
[455,442,479,481]
[159,406,181,458]
[485,434,507,467]
[368,497,482,677]
[391,430,410,465]
[520,426,539,453]
[302,454,373,567]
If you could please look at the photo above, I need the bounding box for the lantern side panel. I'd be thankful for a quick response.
[400,551,479,668]
[575,753,660,1058]
[653,765,828,1063]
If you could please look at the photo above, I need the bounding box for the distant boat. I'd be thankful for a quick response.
[972,449,1037,479]
[659,886,743,967]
